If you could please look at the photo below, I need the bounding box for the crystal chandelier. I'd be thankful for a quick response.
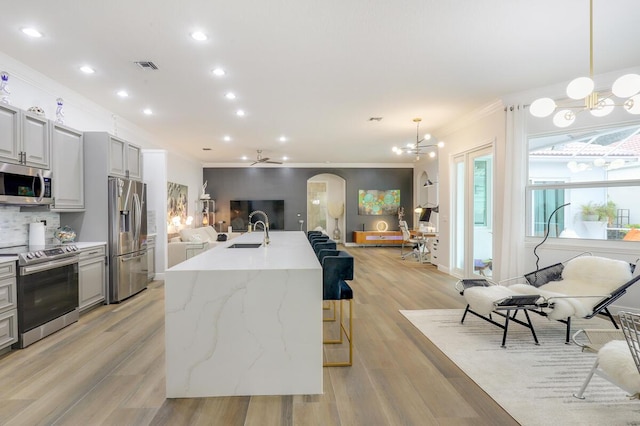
[392,118,444,160]
[529,0,640,127]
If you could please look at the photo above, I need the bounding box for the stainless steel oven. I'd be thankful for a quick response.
[3,245,80,348]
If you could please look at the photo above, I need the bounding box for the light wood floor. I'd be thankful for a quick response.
[0,247,518,425]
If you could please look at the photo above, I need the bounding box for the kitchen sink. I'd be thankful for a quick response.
[227,243,263,248]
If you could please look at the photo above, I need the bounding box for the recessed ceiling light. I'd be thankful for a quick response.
[212,68,226,77]
[225,92,236,100]
[241,156,248,161]
[236,109,245,117]
[143,108,153,115]
[223,135,231,142]
[282,156,288,161]
[191,31,208,41]
[279,136,287,142]
[21,27,43,38]
[117,90,129,98]
[80,65,95,74]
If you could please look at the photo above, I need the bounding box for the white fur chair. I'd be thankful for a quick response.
[573,311,640,400]
[457,256,640,345]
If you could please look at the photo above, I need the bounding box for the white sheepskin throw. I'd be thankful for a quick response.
[598,340,640,394]
[463,285,517,316]
[508,257,632,320]
[561,256,631,289]
[508,283,591,320]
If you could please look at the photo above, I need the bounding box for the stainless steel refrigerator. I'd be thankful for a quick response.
[108,177,148,303]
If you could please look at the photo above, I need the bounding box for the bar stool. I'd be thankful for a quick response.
[318,249,354,367]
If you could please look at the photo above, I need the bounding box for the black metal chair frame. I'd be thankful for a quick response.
[458,279,541,347]
[457,257,640,346]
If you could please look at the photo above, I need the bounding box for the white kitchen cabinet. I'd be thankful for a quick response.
[0,260,17,352]
[51,123,84,211]
[78,244,106,312]
[0,104,20,164]
[107,135,142,180]
[0,105,50,169]
[146,234,156,282]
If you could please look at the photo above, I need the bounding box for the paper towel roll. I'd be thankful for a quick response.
[29,222,46,246]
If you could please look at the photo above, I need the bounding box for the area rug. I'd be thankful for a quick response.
[400,309,640,426]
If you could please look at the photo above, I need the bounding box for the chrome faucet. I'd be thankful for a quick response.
[248,210,270,244]
[253,220,270,245]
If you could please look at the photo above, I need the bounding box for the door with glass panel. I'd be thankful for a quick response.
[452,146,494,278]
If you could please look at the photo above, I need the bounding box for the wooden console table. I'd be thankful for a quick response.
[353,231,403,246]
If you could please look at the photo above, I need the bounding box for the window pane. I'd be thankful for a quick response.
[528,185,640,240]
[529,124,640,183]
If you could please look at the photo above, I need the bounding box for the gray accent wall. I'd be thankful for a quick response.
[203,167,413,242]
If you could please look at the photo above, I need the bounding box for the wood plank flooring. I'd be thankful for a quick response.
[0,246,518,425]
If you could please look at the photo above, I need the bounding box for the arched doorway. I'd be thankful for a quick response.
[307,174,346,242]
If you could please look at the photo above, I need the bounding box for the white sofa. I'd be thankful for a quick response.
[167,226,240,267]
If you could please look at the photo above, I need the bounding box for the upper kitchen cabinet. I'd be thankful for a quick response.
[107,135,142,180]
[0,104,50,169]
[51,123,84,211]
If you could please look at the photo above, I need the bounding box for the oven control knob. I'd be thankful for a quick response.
[26,253,34,259]
[64,246,71,252]
[35,251,43,258]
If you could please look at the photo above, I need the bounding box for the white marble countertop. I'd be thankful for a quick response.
[0,255,17,263]
[169,230,321,271]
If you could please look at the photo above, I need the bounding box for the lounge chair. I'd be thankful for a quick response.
[572,311,640,400]
[457,255,640,346]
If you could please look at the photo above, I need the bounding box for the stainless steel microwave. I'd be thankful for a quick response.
[0,162,52,205]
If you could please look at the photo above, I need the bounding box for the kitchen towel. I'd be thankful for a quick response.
[29,222,46,246]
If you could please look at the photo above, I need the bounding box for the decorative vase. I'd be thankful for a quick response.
[0,71,10,104]
[333,217,341,241]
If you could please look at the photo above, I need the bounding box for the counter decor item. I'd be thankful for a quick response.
[54,226,77,243]
[56,97,65,124]
[0,71,10,104]
[28,106,46,117]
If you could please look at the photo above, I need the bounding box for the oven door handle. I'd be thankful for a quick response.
[20,256,79,276]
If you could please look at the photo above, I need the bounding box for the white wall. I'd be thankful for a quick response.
[1,51,204,278]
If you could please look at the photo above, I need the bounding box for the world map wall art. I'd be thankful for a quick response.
[358,189,400,215]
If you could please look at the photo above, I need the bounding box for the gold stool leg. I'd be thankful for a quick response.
[323,301,337,322]
[323,298,353,367]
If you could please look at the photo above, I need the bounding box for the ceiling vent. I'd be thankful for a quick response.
[134,61,159,70]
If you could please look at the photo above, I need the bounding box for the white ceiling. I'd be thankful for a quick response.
[2,0,640,165]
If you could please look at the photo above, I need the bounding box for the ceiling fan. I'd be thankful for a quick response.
[251,149,282,166]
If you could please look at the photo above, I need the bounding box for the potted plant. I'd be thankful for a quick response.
[595,200,617,225]
[580,202,599,221]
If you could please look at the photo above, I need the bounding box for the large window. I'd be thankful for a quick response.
[527,123,640,241]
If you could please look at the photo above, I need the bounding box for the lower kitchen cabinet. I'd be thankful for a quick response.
[79,245,106,312]
[0,260,17,352]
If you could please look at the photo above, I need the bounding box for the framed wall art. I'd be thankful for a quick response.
[358,189,400,215]
[167,181,189,223]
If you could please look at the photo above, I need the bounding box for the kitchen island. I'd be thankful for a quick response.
[164,230,323,397]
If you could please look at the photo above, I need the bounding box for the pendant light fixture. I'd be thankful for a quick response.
[392,118,444,161]
[529,0,640,127]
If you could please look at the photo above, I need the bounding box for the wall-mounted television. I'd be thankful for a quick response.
[230,200,285,230]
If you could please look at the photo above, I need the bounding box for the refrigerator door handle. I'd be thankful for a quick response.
[133,192,141,249]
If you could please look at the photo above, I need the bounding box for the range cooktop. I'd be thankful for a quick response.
[0,244,79,265]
